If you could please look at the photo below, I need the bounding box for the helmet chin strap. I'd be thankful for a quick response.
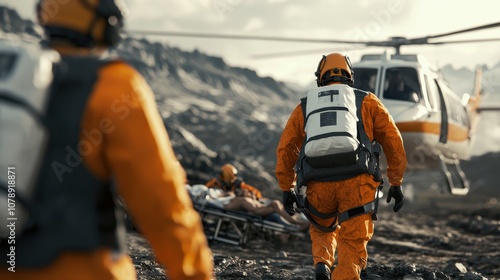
[319,70,353,87]
[79,0,105,47]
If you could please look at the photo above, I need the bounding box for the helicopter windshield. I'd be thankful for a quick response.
[353,68,377,93]
[0,53,17,80]
[383,67,421,103]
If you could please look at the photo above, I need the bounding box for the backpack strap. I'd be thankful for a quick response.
[295,97,308,190]
[353,89,372,155]
[300,97,307,120]
[354,89,384,182]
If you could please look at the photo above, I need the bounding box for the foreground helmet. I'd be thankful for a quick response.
[314,53,354,87]
[36,0,127,48]
[219,164,238,185]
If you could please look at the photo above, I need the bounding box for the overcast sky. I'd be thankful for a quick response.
[2,0,500,87]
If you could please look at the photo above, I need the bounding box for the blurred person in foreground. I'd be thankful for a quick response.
[276,53,406,279]
[0,0,213,279]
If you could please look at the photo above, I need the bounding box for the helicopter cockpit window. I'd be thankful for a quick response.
[0,53,17,80]
[383,67,421,103]
[353,68,377,93]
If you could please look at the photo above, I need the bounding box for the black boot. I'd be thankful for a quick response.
[315,263,331,280]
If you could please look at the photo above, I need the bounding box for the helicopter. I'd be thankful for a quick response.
[126,21,500,196]
[351,51,482,195]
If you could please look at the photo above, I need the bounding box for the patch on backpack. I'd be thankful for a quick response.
[320,111,337,126]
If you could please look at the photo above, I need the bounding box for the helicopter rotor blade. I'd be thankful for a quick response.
[427,38,500,45]
[125,30,366,45]
[428,21,500,39]
[251,47,371,59]
[125,20,500,56]
[408,21,500,44]
[252,37,500,59]
[126,21,500,46]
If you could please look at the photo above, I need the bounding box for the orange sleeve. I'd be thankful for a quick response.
[240,182,263,200]
[82,62,213,280]
[205,178,220,188]
[362,93,407,186]
[275,104,306,191]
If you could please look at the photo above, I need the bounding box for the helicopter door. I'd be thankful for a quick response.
[433,80,448,143]
[423,75,439,112]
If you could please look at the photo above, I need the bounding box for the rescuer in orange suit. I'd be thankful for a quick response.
[0,1,213,279]
[276,53,406,280]
[206,163,263,200]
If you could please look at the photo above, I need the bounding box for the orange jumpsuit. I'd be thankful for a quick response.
[0,51,213,280]
[276,91,406,279]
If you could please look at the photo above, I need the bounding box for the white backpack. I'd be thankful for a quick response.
[0,40,60,238]
[303,84,360,168]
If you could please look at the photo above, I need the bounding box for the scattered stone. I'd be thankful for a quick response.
[402,275,424,280]
[276,251,288,258]
[461,271,488,280]
[444,262,468,275]
[259,259,271,265]
[220,269,248,277]
[420,271,437,280]
[435,271,451,280]
[393,262,418,276]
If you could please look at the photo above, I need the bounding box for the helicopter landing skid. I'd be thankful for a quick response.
[438,154,470,195]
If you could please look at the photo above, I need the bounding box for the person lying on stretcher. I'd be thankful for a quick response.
[222,188,310,231]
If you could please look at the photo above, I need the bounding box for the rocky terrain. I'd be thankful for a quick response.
[126,153,500,280]
[126,193,500,279]
[2,6,500,279]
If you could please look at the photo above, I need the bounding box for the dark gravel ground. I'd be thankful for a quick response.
[128,151,500,280]
[127,195,500,280]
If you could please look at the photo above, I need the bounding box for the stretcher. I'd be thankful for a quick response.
[187,185,307,246]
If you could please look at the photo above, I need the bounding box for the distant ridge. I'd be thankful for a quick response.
[1,5,499,198]
[0,5,298,197]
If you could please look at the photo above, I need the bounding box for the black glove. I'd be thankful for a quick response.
[282,190,298,216]
[386,186,404,212]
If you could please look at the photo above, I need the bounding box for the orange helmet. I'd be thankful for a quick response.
[219,164,238,185]
[36,0,127,47]
[314,53,354,87]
